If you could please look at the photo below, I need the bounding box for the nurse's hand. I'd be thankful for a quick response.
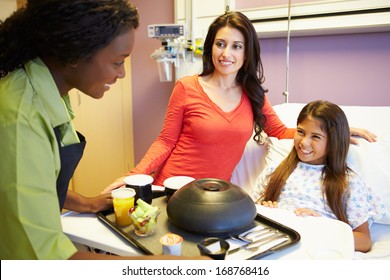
[64,190,112,213]
[350,127,377,145]
[101,176,127,194]
[86,193,113,213]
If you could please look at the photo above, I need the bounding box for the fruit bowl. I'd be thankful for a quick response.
[129,199,159,236]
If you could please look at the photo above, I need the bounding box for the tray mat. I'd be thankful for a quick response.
[98,196,300,259]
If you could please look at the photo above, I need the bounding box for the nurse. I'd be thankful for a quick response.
[0,0,207,260]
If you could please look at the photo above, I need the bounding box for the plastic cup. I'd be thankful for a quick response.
[130,207,159,236]
[160,233,183,256]
[156,58,172,82]
[112,188,136,227]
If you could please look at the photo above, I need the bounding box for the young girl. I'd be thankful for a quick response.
[252,100,385,253]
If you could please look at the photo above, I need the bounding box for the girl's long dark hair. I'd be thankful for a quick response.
[200,11,266,144]
[0,0,139,79]
[260,100,351,223]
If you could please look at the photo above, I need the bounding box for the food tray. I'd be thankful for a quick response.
[97,196,300,259]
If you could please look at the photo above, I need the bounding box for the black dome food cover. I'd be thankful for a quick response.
[166,178,257,235]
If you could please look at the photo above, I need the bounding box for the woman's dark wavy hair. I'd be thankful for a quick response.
[0,0,139,78]
[260,100,351,223]
[200,11,266,144]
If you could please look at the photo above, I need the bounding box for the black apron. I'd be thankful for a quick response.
[53,126,86,211]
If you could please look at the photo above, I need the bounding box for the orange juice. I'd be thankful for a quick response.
[112,188,136,226]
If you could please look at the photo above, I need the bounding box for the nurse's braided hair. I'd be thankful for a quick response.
[0,0,139,79]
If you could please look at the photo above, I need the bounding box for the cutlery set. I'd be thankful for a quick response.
[228,227,290,255]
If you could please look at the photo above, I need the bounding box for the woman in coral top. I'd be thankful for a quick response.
[106,11,376,189]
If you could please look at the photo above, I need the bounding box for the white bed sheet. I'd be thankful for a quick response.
[226,205,354,260]
[231,102,390,260]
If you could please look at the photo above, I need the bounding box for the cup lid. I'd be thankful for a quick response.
[124,174,153,186]
[163,176,195,190]
[111,187,136,198]
[160,233,183,245]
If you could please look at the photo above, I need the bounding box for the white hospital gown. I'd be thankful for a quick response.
[252,162,386,229]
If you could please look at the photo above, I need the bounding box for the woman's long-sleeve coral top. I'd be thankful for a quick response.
[131,75,294,186]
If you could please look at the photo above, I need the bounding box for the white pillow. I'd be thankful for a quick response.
[347,134,390,224]
[265,137,293,166]
[264,135,390,224]
[231,136,268,194]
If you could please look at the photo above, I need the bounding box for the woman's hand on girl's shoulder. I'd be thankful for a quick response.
[350,127,377,145]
